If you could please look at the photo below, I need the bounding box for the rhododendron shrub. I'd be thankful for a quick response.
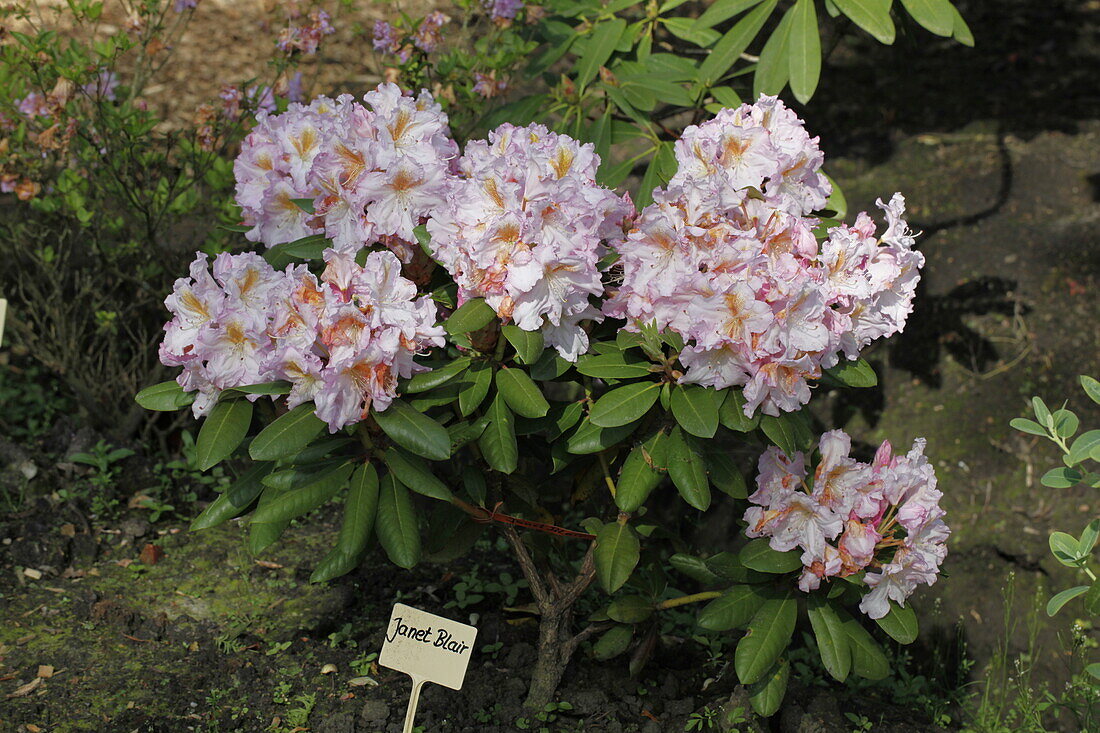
[137,86,946,714]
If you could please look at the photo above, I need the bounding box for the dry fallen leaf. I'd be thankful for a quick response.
[320,663,337,675]
[26,724,43,732]
[139,544,164,566]
[7,677,42,698]
[36,666,54,679]
[255,560,284,569]
[22,568,42,580]
[59,524,76,538]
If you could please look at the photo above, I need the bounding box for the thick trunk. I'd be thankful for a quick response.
[524,611,571,710]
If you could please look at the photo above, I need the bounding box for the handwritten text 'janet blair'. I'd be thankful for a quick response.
[385,617,470,655]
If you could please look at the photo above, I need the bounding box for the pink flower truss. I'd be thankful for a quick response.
[428,123,634,360]
[233,83,458,261]
[604,96,923,416]
[742,430,948,618]
[159,249,444,431]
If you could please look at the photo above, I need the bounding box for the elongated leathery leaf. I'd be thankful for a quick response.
[310,463,380,582]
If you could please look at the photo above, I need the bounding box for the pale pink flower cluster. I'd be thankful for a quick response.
[234,83,458,261]
[428,123,633,360]
[159,249,444,431]
[743,430,948,619]
[277,9,335,56]
[604,96,923,416]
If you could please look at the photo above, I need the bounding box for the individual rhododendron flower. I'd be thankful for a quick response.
[428,123,634,360]
[158,249,444,431]
[742,429,948,618]
[233,84,458,260]
[604,96,923,416]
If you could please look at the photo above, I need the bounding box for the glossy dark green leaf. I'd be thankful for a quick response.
[735,594,797,684]
[384,447,453,502]
[753,3,794,97]
[759,410,812,457]
[372,399,451,461]
[377,473,420,568]
[808,596,851,682]
[719,390,761,432]
[248,486,291,555]
[496,368,550,418]
[788,0,821,104]
[900,0,954,36]
[706,448,747,499]
[501,325,544,365]
[842,612,890,679]
[698,0,777,86]
[823,358,878,388]
[135,380,195,411]
[608,595,654,623]
[667,426,710,510]
[698,585,767,631]
[479,395,518,474]
[616,431,668,512]
[459,360,493,416]
[311,463,380,582]
[669,553,722,585]
[576,18,627,89]
[445,298,496,334]
[403,357,471,393]
[226,381,292,397]
[590,382,661,428]
[747,658,789,717]
[690,0,762,31]
[592,624,634,660]
[576,351,653,379]
[566,417,641,454]
[190,462,273,531]
[874,602,918,643]
[196,399,253,470]
[249,462,353,526]
[832,0,895,44]
[595,521,640,593]
[740,538,803,573]
[249,403,325,461]
[670,385,721,439]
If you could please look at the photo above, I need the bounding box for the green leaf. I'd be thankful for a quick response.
[808,596,851,682]
[280,233,329,259]
[576,351,653,379]
[660,16,720,46]
[899,0,954,36]
[196,399,253,471]
[403,357,471,393]
[311,463,380,583]
[592,624,633,660]
[1050,531,1084,565]
[248,486,291,555]
[608,595,654,623]
[1080,519,1100,555]
[190,462,273,531]
[479,395,518,473]
[874,602,918,644]
[698,585,767,631]
[1081,376,1100,406]
[1010,417,1048,437]
[690,0,763,31]
[1051,409,1079,439]
[1032,396,1053,427]
[949,4,973,46]
[226,381,292,397]
[823,358,878,388]
[832,0,895,44]
[249,403,325,461]
[616,431,669,512]
[289,197,315,213]
[706,448,747,498]
[1068,430,1100,466]
[595,521,640,593]
[496,368,550,418]
[706,551,769,583]
[719,390,761,432]
[135,380,195,411]
[590,382,661,428]
[459,360,493,416]
[669,553,723,585]
[377,473,420,568]
[670,385,722,438]
[576,18,627,89]
[735,594,797,685]
[384,447,453,502]
[445,298,496,334]
[667,427,710,510]
[1046,586,1089,616]
[842,612,889,679]
[372,399,451,461]
[753,4,794,98]
[501,325,544,365]
[759,411,812,457]
[698,0,777,86]
[249,462,353,526]
[740,538,803,573]
[1042,467,1083,489]
[788,0,820,104]
[1085,581,1100,616]
[747,658,789,717]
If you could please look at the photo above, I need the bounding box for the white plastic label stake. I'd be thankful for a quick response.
[379,603,477,732]
[0,298,6,347]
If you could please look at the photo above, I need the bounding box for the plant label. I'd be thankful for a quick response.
[379,603,477,732]
[0,298,6,347]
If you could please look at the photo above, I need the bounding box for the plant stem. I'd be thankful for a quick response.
[655,591,722,611]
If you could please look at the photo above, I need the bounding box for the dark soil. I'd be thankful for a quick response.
[3,0,1100,731]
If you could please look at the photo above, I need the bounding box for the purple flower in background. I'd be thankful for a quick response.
[413,12,449,53]
[17,93,51,119]
[286,72,305,104]
[173,0,198,12]
[248,85,277,115]
[487,0,524,21]
[372,20,400,54]
[83,71,119,101]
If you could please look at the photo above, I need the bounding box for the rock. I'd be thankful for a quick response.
[360,698,389,724]
[119,517,150,540]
